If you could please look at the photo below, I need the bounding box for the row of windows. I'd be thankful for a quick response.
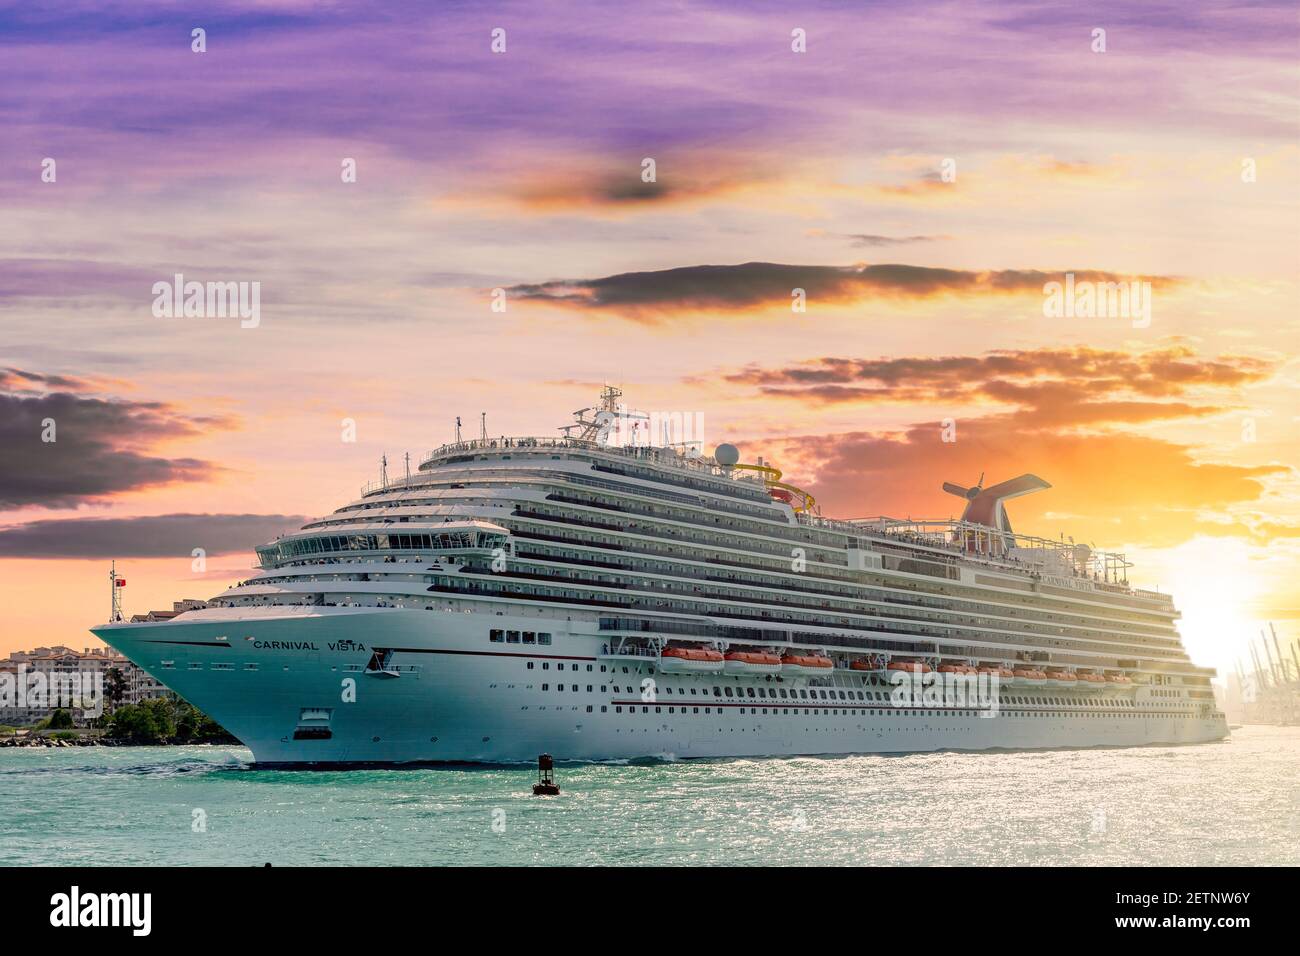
[489,629,553,645]
[576,705,1202,719]
[537,687,1196,718]
[257,530,507,567]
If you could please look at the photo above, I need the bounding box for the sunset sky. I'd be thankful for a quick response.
[2,0,1297,678]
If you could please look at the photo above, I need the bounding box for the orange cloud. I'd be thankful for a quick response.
[727,345,1269,417]
[722,344,1285,548]
[774,422,1286,549]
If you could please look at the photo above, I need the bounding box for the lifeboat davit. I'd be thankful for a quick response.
[659,646,724,675]
[1046,669,1078,687]
[723,651,782,676]
[1012,667,1047,687]
[780,653,833,677]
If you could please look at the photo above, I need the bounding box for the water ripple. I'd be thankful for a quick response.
[0,729,1294,866]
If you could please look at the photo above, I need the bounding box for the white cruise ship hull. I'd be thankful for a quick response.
[93,606,1228,765]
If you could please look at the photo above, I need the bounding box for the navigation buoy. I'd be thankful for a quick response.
[532,753,560,796]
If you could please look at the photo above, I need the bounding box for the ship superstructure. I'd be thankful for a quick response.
[92,388,1228,763]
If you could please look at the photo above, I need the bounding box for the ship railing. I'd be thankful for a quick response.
[415,436,743,479]
[823,515,1138,587]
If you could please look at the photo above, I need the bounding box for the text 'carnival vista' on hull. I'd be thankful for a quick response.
[93,387,1228,764]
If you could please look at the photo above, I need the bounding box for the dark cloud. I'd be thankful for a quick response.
[0,372,233,508]
[0,368,91,391]
[842,234,951,247]
[507,262,1178,317]
[0,513,307,559]
[726,345,1269,421]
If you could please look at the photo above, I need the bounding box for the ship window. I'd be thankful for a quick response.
[490,629,504,643]
[506,631,520,643]
[522,631,536,644]
[526,662,533,669]
[542,684,549,691]
[724,687,734,697]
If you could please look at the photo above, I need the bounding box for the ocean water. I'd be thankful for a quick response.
[1,726,1295,866]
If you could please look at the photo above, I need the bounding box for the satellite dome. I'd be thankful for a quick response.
[714,443,740,466]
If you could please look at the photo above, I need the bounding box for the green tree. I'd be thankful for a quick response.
[106,697,235,744]
[47,708,74,730]
[105,667,128,711]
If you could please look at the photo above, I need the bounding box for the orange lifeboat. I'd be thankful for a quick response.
[1012,667,1047,687]
[781,653,833,677]
[723,650,783,676]
[851,656,888,675]
[1078,671,1105,686]
[1046,669,1078,687]
[660,646,725,674]
[887,659,931,676]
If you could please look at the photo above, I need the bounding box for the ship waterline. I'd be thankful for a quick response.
[92,389,1228,764]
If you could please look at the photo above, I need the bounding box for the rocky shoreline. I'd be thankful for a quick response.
[3,735,127,748]
[0,735,235,748]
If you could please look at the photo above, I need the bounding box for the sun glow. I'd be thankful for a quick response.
[1137,536,1269,679]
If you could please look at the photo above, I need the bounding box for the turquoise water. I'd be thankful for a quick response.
[1,726,1295,866]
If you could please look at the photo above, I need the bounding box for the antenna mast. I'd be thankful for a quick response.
[108,561,123,623]
[480,412,487,442]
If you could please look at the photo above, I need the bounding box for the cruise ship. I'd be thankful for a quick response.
[92,387,1228,764]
